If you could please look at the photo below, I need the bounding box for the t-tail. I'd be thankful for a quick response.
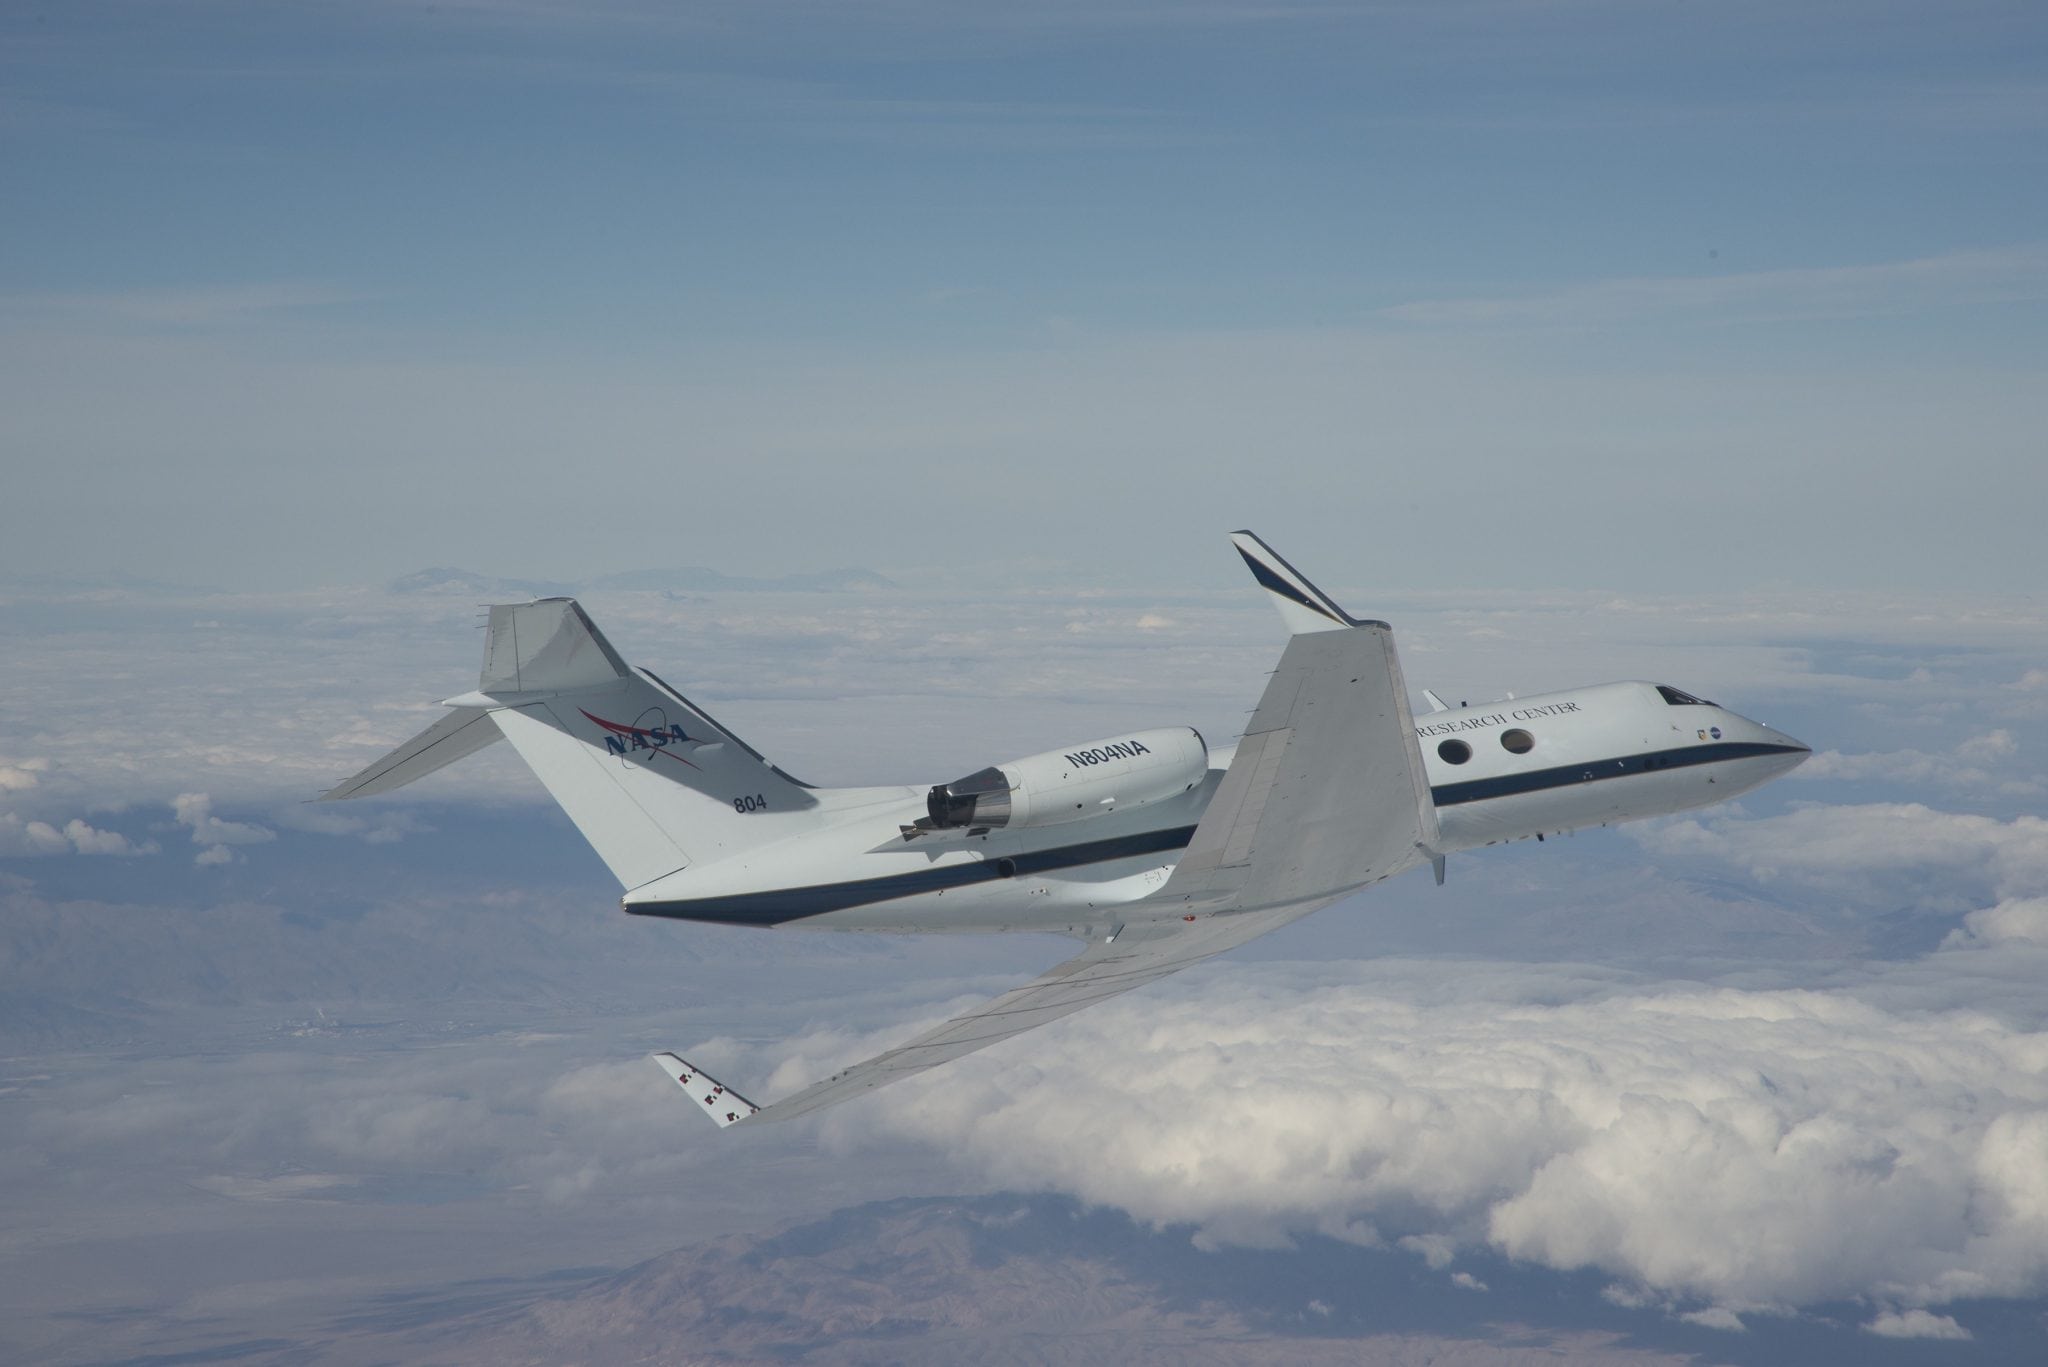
[321,599,823,890]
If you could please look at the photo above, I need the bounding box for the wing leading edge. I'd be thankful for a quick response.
[656,533,1437,1126]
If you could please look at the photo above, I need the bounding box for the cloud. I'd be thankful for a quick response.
[0,758,48,792]
[171,793,274,846]
[837,958,2048,1315]
[1796,731,2041,797]
[1630,803,2048,904]
[3,816,69,855]
[274,804,429,845]
[1865,1309,1972,1340]
[169,791,274,864]
[172,792,275,865]
[1957,730,2020,764]
[52,818,155,856]
[0,812,156,857]
[1942,898,2048,950]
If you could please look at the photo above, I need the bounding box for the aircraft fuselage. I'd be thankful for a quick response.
[620,679,1806,935]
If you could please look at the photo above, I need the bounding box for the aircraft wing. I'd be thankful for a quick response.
[654,534,1438,1127]
[1148,609,1439,915]
[656,906,1335,1126]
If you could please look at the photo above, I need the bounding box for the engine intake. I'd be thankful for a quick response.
[923,727,1207,833]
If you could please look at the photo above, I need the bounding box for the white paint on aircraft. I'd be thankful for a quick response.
[324,532,1808,1124]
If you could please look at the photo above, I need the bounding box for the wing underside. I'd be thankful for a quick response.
[655,906,1333,1125]
[658,563,1438,1126]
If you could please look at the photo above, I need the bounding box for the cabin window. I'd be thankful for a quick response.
[1656,685,1716,707]
[1500,728,1535,754]
[1437,739,1472,765]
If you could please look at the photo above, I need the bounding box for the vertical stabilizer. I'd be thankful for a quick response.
[327,598,823,892]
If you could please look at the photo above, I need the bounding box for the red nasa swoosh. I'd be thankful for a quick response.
[580,709,701,769]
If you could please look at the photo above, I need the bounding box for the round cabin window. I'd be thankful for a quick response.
[1437,739,1472,765]
[1500,728,1535,754]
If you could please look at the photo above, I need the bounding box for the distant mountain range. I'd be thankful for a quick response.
[388,565,897,596]
[321,1193,1714,1366]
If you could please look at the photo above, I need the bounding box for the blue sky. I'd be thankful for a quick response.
[4,1,2044,591]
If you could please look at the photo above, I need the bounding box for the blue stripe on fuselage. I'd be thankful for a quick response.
[1426,740,1804,807]
[626,741,1806,927]
[627,824,1199,927]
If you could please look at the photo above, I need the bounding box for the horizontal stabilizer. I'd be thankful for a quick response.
[325,595,826,889]
[651,1052,759,1128]
[320,707,501,801]
[481,599,630,693]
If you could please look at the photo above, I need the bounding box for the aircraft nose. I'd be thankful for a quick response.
[1733,713,1810,764]
[1764,725,1811,764]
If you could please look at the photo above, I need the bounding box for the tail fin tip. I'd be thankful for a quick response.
[480,598,630,694]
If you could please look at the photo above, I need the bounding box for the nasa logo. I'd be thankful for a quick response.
[581,709,700,767]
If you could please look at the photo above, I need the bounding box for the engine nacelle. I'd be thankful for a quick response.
[925,727,1208,832]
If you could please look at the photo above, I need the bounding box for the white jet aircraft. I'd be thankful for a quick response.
[325,533,1808,1127]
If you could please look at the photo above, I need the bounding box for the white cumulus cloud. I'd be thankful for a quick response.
[1632,803,2048,903]
[1797,731,2040,797]
[0,812,156,857]
[1942,898,2048,949]
[0,757,49,792]
[838,960,2048,1315]
[172,791,274,865]
[1865,1308,1973,1340]
[53,818,155,856]
[171,792,274,846]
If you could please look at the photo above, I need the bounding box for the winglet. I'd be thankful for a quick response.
[1230,531,1380,634]
[650,1051,760,1128]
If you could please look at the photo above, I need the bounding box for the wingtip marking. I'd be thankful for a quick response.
[1234,544,1345,624]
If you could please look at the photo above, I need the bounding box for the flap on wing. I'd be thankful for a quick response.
[320,707,502,801]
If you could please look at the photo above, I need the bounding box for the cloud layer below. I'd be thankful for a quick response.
[840,951,2048,1321]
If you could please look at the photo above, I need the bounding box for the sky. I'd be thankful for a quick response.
[3,1,2045,592]
[4,3,2048,1362]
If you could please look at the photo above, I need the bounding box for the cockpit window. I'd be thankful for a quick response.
[1656,685,1716,707]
